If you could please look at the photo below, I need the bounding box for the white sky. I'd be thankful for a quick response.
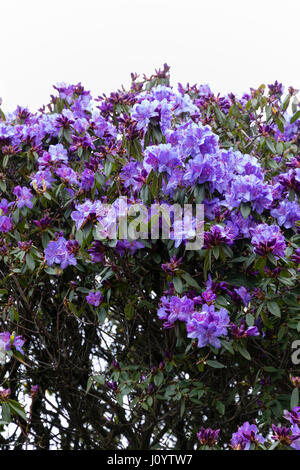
[1,0,300,112]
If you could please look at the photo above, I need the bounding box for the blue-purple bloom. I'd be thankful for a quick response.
[230,320,259,339]
[284,406,300,427]
[44,236,77,269]
[0,215,12,233]
[271,199,300,229]
[203,224,235,249]
[13,186,34,209]
[226,174,273,214]
[131,99,159,132]
[186,304,229,348]
[197,427,220,447]
[250,224,286,258]
[80,168,95,191]
[144,144,181,176]
[233,286,251,306]
[231,422,265,450]
[157,295,194,328]
[271,424,300,448]
[0,331,25,355]
[86,291,103,307]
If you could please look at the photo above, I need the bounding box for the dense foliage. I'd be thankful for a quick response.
[0,65,299,450]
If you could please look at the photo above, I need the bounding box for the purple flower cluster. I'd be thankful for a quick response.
[250,224,286,258]
[197,427,220,447]
[44,236,78,269]
[13,186,34,209]
[86,291,104,307]
[186,304,229,348]
[230,422,265,450]
[271,199,300,229]
[0,331,25,363]
[157,295,194,328]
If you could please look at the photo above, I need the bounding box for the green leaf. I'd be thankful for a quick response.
[255,256,266,276]
[206,360,226,369]
[116,393,123,406]
[246,314,254,327]
[124,303,134,321]
[97,306,107,323]
[181,272,200,289]
[291,387,299,409]
[266,139,276,153]
[213,245,220,259]
[215,295,229,307]
[147,396,153,407]
[180,400,185,418]
[290,110,300,124]
[216,400,225,415]
[86,377,93,394]
[8,400,26,421]
[173,276,183,294]
[1,403,11,422]
[154,371,164,387]
[274,116,285,133]
[93,374,105,385]
[240,202,251,219]
[237,344,251,360]
[26,253,35,272]
[276,141,284,154]
[267,301,281,318]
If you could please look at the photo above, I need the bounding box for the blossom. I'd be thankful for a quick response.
[55,166,79,185]
[0,331,26,358]
[201,289,216,304]
[225,174,273,214]
[120,160,146,192]
[86,291,103,307]
[183,154,216,186]
[186,304,229,348]
[271,199,300,229]
[284,406,300,426]
[203,224,235,249]
[197,427,220,447]
[30,385,39,398]
[271,424,300,447]
[44,236,77,269]
[143,144,181,176]
[291,248,300,264]
[0,215,12,233]
[39,144,68,168]
[0,198,12,215]
[157,295,194,328]
[115,240,144,257]
[30,169,55,190]
[88,241,106,263]
[250,224,286,258]
[233,286,251,306]
[290,425,300,450]
[80,168,95,191]
[33,215,52,230]
[268,80,284,96]
[13,186,34,209]
[0,388,11,400]
[230,320,259,339]
[131,99,159,132]
[231,422,265,450]
[161,256,182,275]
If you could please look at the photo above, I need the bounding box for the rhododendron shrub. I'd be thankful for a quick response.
[0,66,299,450]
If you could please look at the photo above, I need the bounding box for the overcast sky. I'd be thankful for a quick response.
[1,0,300,111]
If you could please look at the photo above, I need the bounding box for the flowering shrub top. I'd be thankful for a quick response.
[0,66,299,449]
